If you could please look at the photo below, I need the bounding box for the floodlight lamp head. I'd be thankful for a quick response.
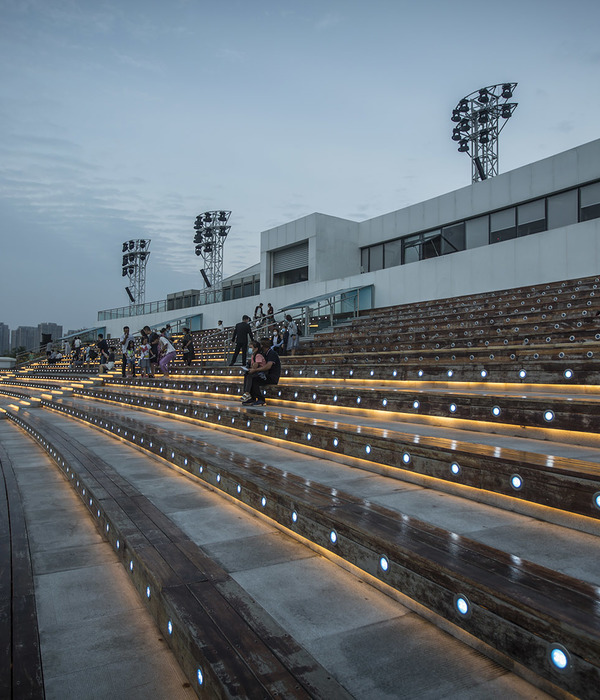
[140,239,146,248]
[458,140,469,153]
[218,210,228,221]
[479,130,490,144]
[452,128,462,141]
[195,245,202,256]
[122,268,128,277]
[477,89,489,104]
[122,242,128,252]
[451,109,461,122]
[501,104,513,119]
[203,212,212,223]
[122,255,128,266]
[478,109,489,124]
[459,100,469,113]
[128,240,135,250]
[459,119,470,131]
[218,226,228,236]
[501,83,513,99]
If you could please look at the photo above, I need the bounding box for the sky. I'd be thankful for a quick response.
[1,0,599,332]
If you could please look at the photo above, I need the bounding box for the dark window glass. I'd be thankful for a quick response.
[222,287,231,301]
[402,235,420,264]
[253,279,261,295]
[422,231,441,259]
[517,199,546,237]
[361,248,369,273]
[369,244,384,271]
[441,223,465,254]
[490,208,516,243]
[233,285,242,299]
[384,239,402,268]
[242,282,253,297]
[547,189,578,229]
[580,182,600,222]
[465,216,489,248]
[272,266,309,287]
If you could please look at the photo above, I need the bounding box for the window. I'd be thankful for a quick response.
[441,223,465,254]
[273,267,308,287]
[242,281,253,297]
[222,287,231,301]
[422,231,442,259]
[402,234,421,264]
[517,199,546,237]
[466,216,489,248]
[580,182,600,222]
[547,189,578,229]
[272,241,308,287]
[369,244,384,271]
[233,285,242,299]
[490,208,516,243]
[360,248,369,273]
[384,239,402,268]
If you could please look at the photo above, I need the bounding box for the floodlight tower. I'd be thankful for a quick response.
[121,239,151,307]
[193,210,231,293]
[451,83,517,182]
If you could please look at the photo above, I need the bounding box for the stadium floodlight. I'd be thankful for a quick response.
[451,83,517,182]
[120,239,151,308]
[192,210,231,295]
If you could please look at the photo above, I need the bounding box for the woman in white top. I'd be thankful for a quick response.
[285,314,299,355]
[158,328,177,377]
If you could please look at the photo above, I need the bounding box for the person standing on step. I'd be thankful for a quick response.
[229,315,254,366]
[120,325,135,378]
[158,328,177,378]
[285,315,299,356]
[181,327,195,367]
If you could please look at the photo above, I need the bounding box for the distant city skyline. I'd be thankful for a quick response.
[1,0,599,330]
[0,321,66,354]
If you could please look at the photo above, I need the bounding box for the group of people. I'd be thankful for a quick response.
[228,308,301,406]
[252,302,276,332]
[229,312,299,367]
[116,324,194,378]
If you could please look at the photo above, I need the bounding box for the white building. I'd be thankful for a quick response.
[97,138,600,338]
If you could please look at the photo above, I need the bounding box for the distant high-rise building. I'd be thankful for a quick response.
[0,323,9,355]
[38,322,63,345]
[11,326,38,351]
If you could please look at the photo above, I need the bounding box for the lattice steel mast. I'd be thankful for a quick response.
[121,238,151,307]
[451,83,518,182]
[193,210,231,292]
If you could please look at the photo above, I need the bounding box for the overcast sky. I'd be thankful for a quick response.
[1,0,599,332]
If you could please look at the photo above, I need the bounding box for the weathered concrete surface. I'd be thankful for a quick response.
[0,420,195,700]
[4,404,557,699]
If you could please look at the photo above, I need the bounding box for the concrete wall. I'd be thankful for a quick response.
[96,139,600,338]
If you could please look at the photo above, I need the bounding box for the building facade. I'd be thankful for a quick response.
[97,138,600,338]
[11,326,38,351]
[0,323,10,355]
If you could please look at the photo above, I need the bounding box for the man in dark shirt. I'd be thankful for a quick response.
[242,336,281,406]
[229,315,254,366]
[96,333,109,372]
